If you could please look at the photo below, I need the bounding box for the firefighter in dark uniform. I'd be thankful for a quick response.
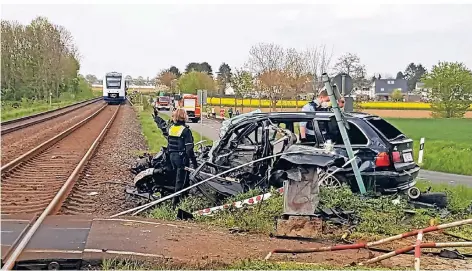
[167,108,198,205]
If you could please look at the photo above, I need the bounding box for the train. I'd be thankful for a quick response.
[103,72,129,104]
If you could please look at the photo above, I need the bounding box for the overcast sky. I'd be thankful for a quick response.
[2,3,472,78]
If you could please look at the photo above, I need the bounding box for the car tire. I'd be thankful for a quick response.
[318,170,346,188]
[416,192,448,208]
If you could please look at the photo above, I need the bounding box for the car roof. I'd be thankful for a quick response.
[249,111,376,120]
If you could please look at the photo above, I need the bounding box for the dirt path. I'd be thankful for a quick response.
[87,217,472,270]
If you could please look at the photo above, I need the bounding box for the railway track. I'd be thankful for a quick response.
[1,104,120,270]
[1,97,103,135]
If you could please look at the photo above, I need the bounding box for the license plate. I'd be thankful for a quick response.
[402,152,413,162]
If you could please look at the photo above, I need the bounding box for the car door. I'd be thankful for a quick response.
[312,117,377,171]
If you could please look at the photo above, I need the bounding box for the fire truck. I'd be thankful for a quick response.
[176,94,201,123]
[156,96,171,111]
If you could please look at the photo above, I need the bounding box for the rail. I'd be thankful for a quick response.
[1,105,120,270]
[1,97,103,135]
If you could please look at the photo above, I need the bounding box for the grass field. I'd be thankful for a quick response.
[1,90,101,122]
[387,118,472,175]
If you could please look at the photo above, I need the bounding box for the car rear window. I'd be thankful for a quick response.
[159,97,169,102]
[367,118,402,140]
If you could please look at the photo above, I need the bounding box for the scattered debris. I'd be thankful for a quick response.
[439,249,466,260]
[126,110,424,209]
[265,218,472,270]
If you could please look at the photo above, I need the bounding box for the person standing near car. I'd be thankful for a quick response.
[299,89,331,142]
[167,108,198,205]
[228,107,233,118]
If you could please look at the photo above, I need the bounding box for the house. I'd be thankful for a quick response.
[370,79,408,100]
[415,82,431,101]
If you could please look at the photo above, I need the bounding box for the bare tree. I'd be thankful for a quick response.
[247,42,286,73]
[304,45,334,91]
[247,43,288,110]
[157,70,177,92]
[285,48,311,109]
[334,52,367,90]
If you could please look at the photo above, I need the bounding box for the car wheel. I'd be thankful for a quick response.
[318,170,345,188]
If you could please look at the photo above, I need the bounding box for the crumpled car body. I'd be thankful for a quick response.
[130,111,420,203]
[203,111,419,194]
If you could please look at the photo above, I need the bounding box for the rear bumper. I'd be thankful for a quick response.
[347,165,420,193]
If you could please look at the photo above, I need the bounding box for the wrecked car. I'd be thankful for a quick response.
[129,111,420,204]
[203,112,419,193]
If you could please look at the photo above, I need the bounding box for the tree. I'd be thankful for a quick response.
[1,17,85,102]
[390,89,403,101]
[334,53,366,89]
[177,71,215,94]
[200,62,213,76]
[285,48,311,109]
[125,75,133,81]
[135,76,145,85]
[85,74,98,84]
[216,63,232,95]
[231,68,253,110]
[247,43,287,110]
[423,62,472,118]
[157,70,177,92]
[404,63,427,91]
[396,71,405,80]
[303,45,333,90]
[184,62,213,75]
[169,66,181,78]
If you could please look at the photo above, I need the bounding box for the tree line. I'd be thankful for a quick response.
[1,17,91,102]
[153,43,471,117]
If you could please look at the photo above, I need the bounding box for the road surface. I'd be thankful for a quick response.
[161,111,472,186]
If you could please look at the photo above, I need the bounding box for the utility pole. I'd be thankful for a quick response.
[322,73,366,194]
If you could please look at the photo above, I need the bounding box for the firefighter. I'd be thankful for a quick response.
[167,108,198,205]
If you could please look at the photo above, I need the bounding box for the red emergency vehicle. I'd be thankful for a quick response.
[177,94,201,123]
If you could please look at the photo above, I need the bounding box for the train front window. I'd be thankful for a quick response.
[106,76,122,89]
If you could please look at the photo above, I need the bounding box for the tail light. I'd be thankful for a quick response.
[392,151,401,163]
[375,152,391,167]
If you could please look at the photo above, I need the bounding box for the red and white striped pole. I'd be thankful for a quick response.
[366,218,472,247]
[414,230,423,271]
[360,241,472,265]
[265,219,472,259]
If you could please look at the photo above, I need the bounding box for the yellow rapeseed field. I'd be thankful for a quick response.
[206,97,472,110]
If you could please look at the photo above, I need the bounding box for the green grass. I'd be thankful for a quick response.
[229,260,404,270]
[386,118,472,175]
[149,181,472,239]
[1,88,100,121]
[2,101,76,121]
[137,107,168,153]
